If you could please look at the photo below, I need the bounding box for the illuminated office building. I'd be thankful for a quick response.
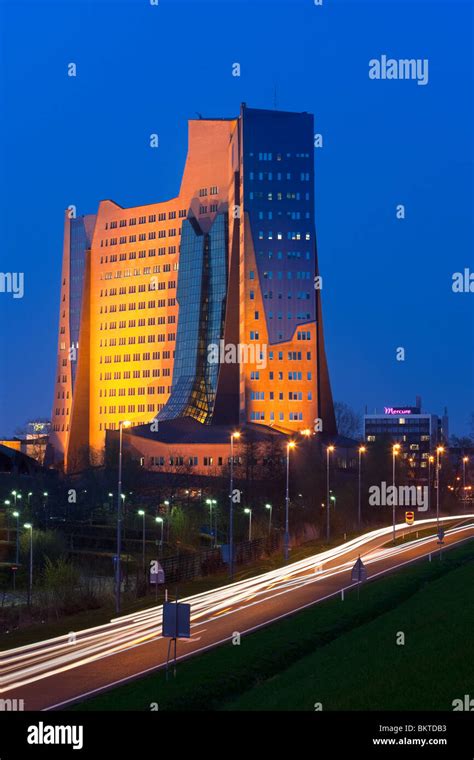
[48,105,335,471]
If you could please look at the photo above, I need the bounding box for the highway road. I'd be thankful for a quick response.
[1,514,473,711]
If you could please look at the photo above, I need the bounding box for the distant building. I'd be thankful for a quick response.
[363,397,449,478]
[0,420,51,465]
[24,420,51,440]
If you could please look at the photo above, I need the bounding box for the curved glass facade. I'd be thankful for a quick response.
[157,212,228,424]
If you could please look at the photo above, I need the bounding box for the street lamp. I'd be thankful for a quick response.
[155,516,164,548]
[206,498,217,544]
[436,446,444,529]
[138,510,146,570]
[462,456,469,509]
[428,455,434,512]
[42,492,48,524]
[27,492,33,506]
[358,446,366,529]
[12,511,20,564]
[116,419,131,615]
[23,523,33,607]
[265,503,272,533]
[326,445,335,542]
[11,491,17,506]
[285,441,296,561]
[392,444,401,542]
[229,430,241,578]
[244,507,252,541]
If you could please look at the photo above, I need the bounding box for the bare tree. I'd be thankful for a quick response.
[334,401,362,439]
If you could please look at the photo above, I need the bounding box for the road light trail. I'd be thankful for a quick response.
[0,515,472,697]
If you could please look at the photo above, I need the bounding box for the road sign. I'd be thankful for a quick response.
[149,559,165,585]
[351,557,367,583]
[437,527,445,544]
[405,511,415,525]
[162,601,191,638]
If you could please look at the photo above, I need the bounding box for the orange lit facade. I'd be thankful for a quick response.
[48,105,335,471]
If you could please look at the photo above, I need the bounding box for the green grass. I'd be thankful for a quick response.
[68,538,474,711]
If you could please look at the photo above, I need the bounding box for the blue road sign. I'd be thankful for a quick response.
[351,557,367,583]
[162,602,191,639]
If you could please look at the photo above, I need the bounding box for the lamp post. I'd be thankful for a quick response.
[24,523,33,607]
[42,492,48,524]
[12,511,20,564]
[229,431,240,578]
[108,492,113,511]
[358,446,366,529]
[244,508,252,541]
[436,446,444,529]
[27,492,33,506]
[462,456,469,509]
[155,516,164,549]
[326,445,334,542]
[392,444,400,542]
[11,491,17,507]
[212,499,217,547]
[428,455,434,512]
[206,498,217,545]
[138,510,146,570]
[116,420,131,615]
[285,441,296,561]
[265,503,272,533]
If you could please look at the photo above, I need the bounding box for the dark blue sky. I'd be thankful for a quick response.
[0,0,472,437]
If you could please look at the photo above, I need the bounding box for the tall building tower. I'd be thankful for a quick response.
[48,105,335,471]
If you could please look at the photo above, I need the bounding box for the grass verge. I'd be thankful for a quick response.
[68,538,474,711]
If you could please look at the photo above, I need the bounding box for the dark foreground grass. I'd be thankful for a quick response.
[224,555,474,711]
[69,539,474,711]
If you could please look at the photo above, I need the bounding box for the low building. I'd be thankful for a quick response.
[363,397,448,477]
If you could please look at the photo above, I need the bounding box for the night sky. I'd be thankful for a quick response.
[0,0,472,437]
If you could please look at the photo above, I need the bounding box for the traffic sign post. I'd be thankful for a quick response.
[437,527,445,561]
[162,599,191,679]
[351,557,367,599]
